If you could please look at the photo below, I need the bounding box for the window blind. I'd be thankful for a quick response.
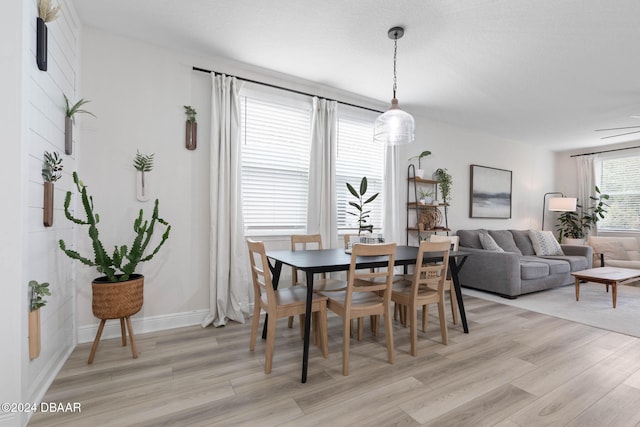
[598,156,640,231]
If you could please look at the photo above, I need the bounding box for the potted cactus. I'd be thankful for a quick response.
[59,172,171,363]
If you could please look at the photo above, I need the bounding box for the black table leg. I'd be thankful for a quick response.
[262,260,283,340]
[301,270,314,383]
[449,256,469,333]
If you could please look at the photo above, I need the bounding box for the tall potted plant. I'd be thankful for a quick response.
[556,186,609,243]
[59,172,171,363]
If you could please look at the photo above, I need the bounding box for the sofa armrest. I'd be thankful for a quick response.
[561,244,594,268]
[458,247,522,297]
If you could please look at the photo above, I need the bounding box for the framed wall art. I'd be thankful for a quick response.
[469,164,512,218]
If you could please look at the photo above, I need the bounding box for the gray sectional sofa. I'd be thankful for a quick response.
[456,229,592,298]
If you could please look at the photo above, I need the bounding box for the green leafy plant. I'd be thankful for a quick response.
[38,0,61,22]
[556,186,610,240]
[418,188,433,201]
[42,151,63,183]
[184,105,197,123]
[434,168,453,204]
[409,150,431,169]
[133,150,154,197]
[59,172,171,282]
[64,95,96,122]
[346,177,379,235]
[29,280,51,311]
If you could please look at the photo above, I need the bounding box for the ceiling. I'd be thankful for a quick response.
[70,0,640,151]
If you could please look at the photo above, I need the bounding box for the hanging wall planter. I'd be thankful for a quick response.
[184,105,197,150]
[36,0,60,71]
[41,151,62,227]
[133,150,154,202]
[36,17,48,71]
[63,95,95,156]
[29,280,50,360]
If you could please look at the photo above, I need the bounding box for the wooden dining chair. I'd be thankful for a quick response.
[247,239,329,374]
[289,234,345,337]
[428,234,460,325]
[391,240,450,356]
[320,242,396,376]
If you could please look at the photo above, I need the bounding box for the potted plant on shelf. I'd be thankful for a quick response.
[29,280,51,360]
[59,172,171,363]
[418,188,433,205]
[408,150,431,178]
[41,151,63,227]
[434,168,452,230]
[133,150,154,201]
[64,95,95,155]
[184,105,197,150]
[556,186,609,244]
[36,0,61,71]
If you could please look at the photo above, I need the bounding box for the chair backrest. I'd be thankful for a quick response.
[346,243,397,302]
[429,234,459,251]
[247,239,276,308]
[291,234,324,284]
[412,240,450,296]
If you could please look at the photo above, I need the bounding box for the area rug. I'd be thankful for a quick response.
[462,283,640,338]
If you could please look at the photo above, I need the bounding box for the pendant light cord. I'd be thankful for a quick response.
[392,31,398,99]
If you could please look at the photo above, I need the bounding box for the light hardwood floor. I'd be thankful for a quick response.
[29,295,640,426]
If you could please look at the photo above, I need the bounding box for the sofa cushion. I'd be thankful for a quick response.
[529,230,564,256]
[509,229,536,255]
[520,259,550,280]
[542,255,589,272]
[628,251,640,261]
[489,230,523,255]
[590,240,630,261]
[479,233,504,252]
[457,229,487,249]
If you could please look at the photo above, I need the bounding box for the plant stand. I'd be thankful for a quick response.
[88,275,144,364]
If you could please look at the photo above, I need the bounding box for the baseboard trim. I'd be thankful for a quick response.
[77,309,210,344]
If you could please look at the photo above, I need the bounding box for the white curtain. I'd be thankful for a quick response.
[306,97,338,248]
[576,154,598,213]
[383,145,403,244]
[202,74,250,328]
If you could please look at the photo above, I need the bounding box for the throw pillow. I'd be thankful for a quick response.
[590,241,630,261]
[528,230,564,256]
[479,233,504,252]
[488,230,523,255]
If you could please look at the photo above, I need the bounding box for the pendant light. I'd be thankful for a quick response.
[374,26,415,145]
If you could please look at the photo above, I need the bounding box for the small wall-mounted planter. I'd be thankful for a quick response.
[36,17,48,71]
[65,116,73,155]
[136,171,150,202]
[43,181,54,226]
[185,121,197,150]
[29,309,41,360]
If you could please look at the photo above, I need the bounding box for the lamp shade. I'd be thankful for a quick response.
[373,99,415,145]
[548,197,577,212]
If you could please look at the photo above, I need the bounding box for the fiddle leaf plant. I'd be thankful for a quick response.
[59,172,171,282]
[346,177,379,235]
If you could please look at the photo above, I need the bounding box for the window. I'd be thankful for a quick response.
[598,154,640,231]
[239,84,384,236]
[240,87,311,235]
[336,108,384,232]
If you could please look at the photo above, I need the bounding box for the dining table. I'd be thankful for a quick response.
[265,244,471,383]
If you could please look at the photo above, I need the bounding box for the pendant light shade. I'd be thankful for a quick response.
[374,27,415,145]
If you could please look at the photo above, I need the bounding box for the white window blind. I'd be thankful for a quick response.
[598,155,640,231]
[336,111,384,232]
[240,90,311,234]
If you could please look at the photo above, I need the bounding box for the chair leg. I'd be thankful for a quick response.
[318,305,329,358]
[357,317,363,341]
[422,305,429,332]
[410,303,418,356]
[449,285,459,325]
[125,316,138,359]
[370,315,379,337]
[437,300,449,345]
[288,316,295,329]
[88,319,107,364]
[384,305,395,364]
[249,301,261,351]
[264,311,277,374]
[342,317,351,376]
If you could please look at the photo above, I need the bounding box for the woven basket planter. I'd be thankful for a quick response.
[91,274,144,319]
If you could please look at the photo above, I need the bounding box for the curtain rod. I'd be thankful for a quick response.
[570,144,640,157]
[192,66,384,114]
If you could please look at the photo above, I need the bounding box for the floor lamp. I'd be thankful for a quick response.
[542,192,577,230]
